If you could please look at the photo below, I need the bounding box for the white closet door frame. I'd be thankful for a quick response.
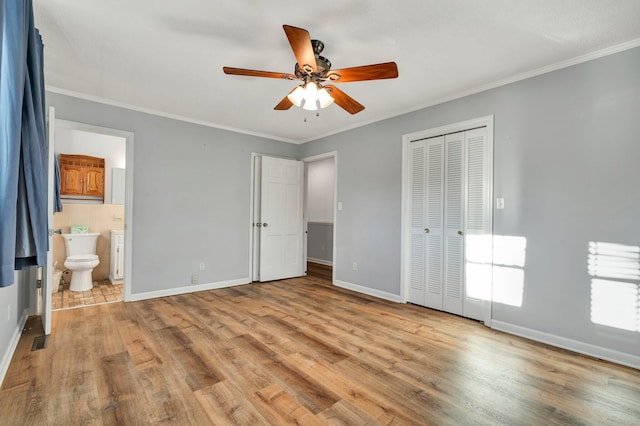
[401,116,494,325]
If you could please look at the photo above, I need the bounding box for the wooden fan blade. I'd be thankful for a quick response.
[223,67,296,80]
[325,85,365,114]
[283,25,317,73]
[274,90,295,110]
[326,62,398,83]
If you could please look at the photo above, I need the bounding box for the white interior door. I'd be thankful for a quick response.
[408,140,427,305]
[462,127,492,321]
[408,137,446,309]
[443,132,464,315]
[259,156,305,282]
[42,106,55,335]
[425,137,445,310]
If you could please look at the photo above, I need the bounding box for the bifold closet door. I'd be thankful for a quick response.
[461,127,492,321]
[407,126,491,321]
[408,136,444,309]
[442,132,464,316]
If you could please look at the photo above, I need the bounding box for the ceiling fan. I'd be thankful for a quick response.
[223,25,399,114]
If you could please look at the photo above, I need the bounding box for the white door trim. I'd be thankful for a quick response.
[53,120,134,302]
[302,151,338,283]
[401,116,494,325]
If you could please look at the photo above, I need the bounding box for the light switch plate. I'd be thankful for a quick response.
[337,202,343,211]
[496,198,505,209]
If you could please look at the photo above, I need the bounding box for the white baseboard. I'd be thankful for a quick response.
[492,320,640,370]
[0,309,29,388]
[334,280,401,303]
[307,258,333,266]
[128,277,251,302]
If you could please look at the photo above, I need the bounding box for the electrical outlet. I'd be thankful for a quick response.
[199,262,205,271]
[352,262,358,271]
[191,274,198,284]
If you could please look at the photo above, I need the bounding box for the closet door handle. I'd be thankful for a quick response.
[458,230,464,236]
[263,223,268,228]
[256,223,262,227]
[424,228,430,233]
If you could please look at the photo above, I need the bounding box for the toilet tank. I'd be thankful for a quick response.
[61,233,100,256]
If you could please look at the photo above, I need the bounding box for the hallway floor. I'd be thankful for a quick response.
[52,278,123,310]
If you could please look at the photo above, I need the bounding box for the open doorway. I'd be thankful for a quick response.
[49,120,133,311]
[304,152,337,282]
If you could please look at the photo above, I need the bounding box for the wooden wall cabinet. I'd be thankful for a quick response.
[59,154,105,201]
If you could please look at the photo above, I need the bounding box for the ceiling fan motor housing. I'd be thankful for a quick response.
[294,39,332,78]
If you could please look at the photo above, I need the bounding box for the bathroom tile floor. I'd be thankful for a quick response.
[52,279,123,310]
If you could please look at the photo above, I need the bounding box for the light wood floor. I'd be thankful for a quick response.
[1,276,639,425]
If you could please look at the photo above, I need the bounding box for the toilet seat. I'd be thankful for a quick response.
[65,254,99,264]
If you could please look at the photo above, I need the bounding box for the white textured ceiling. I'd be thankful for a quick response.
[34,1,640,143]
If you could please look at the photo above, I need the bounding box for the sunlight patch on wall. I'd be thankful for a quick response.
[466,235,493,301]
[492,266,525,307]
[588,242,640,332]
[465,235,526,307]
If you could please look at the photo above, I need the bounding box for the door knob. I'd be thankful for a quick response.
[458,230,464,236]
[263,223,268,228]
[256,223,262,227]
[424,228,430,233]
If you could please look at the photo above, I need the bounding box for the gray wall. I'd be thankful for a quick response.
[300,47,640,358]
[307,223,333,264]
[46,93,298,295]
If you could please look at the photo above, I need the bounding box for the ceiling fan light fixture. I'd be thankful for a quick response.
[289,82,334,111]
[318,86,334,108]
[299,82,318,110]
[287,85,306,107]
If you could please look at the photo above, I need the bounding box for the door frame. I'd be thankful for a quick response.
[401,115,494,324]
[248,151,338,283]
[302,151,338,283]
[47,119,135,305]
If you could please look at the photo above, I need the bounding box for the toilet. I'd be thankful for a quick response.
[61,233,100,292]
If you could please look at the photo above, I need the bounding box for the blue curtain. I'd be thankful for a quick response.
[0,0,48,286]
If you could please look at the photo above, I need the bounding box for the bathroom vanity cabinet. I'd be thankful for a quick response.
[59,154,105,201]
[109,230,124,284]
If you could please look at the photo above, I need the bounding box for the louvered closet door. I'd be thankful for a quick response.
[408,137,445,308]
[408,140,427,305]
[462,127,491,321]
[424,137,445,310]
[443,132,464,316]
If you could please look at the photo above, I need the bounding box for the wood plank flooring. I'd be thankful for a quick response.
[307,261,333,281]
[1,275,640,425]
